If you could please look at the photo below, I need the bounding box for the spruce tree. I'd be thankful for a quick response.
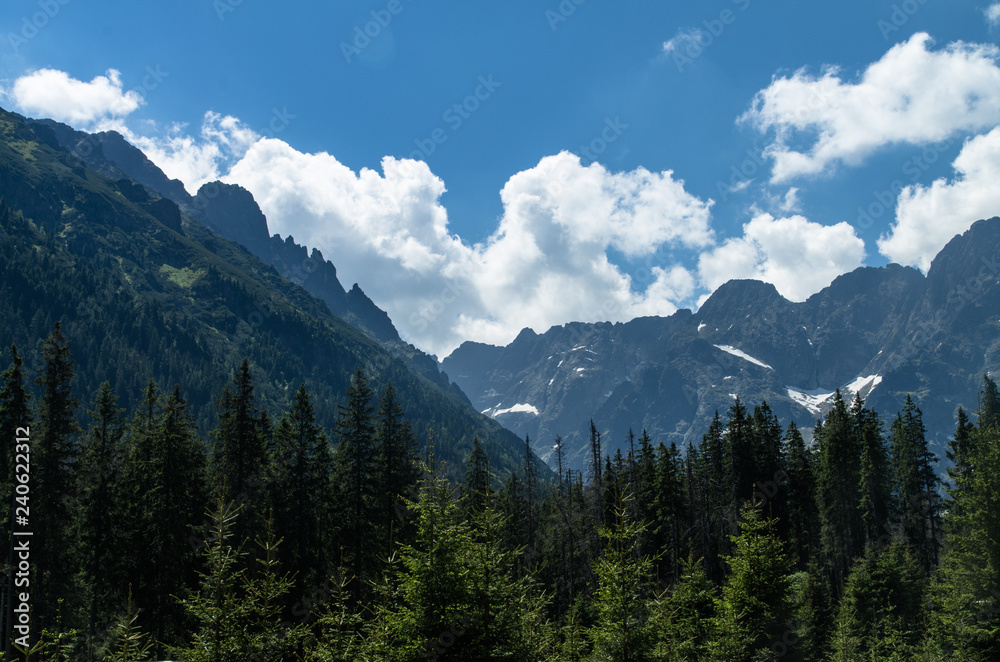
[462,435,490,517]
[815,390,862,591]
[853,394,892,551]
[269,384,333,603]
[331,368,378,599]
[211,359,269,551]
[648,554,715,662]
[708,502,793,662]
[76,382,127,654]
[782,423,819,568]
[33,322,82,631]
[374,382,419,554]
[890,396,941,571]
[588,493,654,662]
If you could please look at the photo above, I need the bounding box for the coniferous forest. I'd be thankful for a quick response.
[2,322,1000,661]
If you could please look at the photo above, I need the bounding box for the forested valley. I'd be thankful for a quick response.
[2,322,999,661]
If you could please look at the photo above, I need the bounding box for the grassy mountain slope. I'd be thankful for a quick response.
[0,107,536,478]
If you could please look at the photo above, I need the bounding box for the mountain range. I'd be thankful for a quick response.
[443,220,1000,469]
[0,107,536,479]
[8,106,998,477]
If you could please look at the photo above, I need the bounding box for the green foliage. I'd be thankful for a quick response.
[815,390,863,591]
[588,493,654,661]
[708,501,793,662]
[832,541,926,660]
[171,500,306,662]
[104,589,154,662]
[648,554,715,662]
[332,368,380,600]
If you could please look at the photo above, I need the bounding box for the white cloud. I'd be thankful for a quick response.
[228,147,713,356]
[742,33,1000,182]
[5,68,143,127]
[663,28,705,55]
[878,127,1000,270]
[987,3,1000,27]
[698,214,866,302]
[123,112,260,194]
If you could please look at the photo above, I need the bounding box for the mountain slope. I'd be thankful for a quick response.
[0,108,537,479]
[443,222,1000,469]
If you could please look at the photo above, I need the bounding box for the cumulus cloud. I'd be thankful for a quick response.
[987,3,1000,27]
[698,214,866,302]
[228,147,713,356]
[741,33,1000,182]
[124,112,260,194]
[878,127,1000,271]
[5,68,143,127]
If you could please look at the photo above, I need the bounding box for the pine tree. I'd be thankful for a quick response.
[76,382,127,655]
[831,542,925,659]
[853,394,892,550]
[331,368,379,599]
[120,383,207,646]
[925,377,1000,659]
[725,397,754,511]
[815,390,862,591]
[211,359,269,551]
[648,554,715,662]
[462,435,490,516]
[890,396,941,571]
[782,423,819,568]
[171,501,305,662]
[33,322,82,631]
[707,502,793,662]
[654,441,687,585]
[588,493,654,662]
[268,384,333,603]
[374,382,419,555]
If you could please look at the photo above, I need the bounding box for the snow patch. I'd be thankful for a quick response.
[786,387,835,416]
[845,374,883,396]
[489,403,540,417]
[575,367,586,373]
[714,345,774,370]
[698,323,706,332]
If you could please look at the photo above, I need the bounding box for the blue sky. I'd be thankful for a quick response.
[2,0,1000,357]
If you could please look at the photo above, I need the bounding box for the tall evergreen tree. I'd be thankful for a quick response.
[782,423,819,569]
[725,397,754,511]
[211,359,269,550]
[268,384,333,602]
[33,322,82,631]
[374,382,419,555]
[925,377,1000,660]
[708,502,793,662]
[462,435,490,516]
[815,390,862,591]
[75,382,127,654]
[589,493,655,662]
[853,394,892,551]
[890,396,941,571]
[648,554,715,662]
[331,368,379,598]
